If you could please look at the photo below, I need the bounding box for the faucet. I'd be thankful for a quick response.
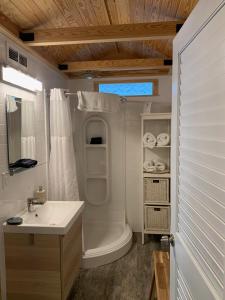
[27,197,44,212]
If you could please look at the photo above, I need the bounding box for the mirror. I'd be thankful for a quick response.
[6,95,37,175]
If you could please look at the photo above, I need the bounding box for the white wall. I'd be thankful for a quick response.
[0,33,66,300]
[68,76,172,232]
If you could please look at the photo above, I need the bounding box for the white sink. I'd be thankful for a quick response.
[3,201,84,235]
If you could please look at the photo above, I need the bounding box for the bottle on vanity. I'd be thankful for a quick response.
[34,186,46,204]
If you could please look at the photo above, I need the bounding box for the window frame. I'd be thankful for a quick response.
[94,79,159,97]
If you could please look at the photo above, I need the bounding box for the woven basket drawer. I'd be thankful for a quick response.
[144,206,170,231]
[144,178,169,204]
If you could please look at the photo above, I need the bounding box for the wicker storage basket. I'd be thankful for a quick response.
[144,178,169,204]
[144,206,170,231]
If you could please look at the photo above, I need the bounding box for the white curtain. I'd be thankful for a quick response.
[21,99,36,159]
[49,88,79,201]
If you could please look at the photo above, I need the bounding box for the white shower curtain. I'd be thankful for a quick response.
[21,99,36,159]
[49,89,79,201]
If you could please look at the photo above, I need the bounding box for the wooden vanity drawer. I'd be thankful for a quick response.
[61,216,82,300]
[4,215,82,300]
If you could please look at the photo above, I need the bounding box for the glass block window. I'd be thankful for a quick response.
[96,80,158,97]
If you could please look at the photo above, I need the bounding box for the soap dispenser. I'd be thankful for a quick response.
[34,186,46,203]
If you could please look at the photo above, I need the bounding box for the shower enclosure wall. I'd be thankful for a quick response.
[74,108,132,268]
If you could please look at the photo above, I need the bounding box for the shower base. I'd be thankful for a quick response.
[82,222,132,268]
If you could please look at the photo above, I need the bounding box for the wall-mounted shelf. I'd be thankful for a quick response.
[9,166,36,176]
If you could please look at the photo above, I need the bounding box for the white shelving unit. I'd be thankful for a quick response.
[83,116,109,206]
[143,145,171,148]
[143,173,170,178]
[141,113,171,243]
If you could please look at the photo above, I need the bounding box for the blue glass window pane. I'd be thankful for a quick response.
[98,82,153,96]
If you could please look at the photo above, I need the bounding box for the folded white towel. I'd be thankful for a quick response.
[143,132,156,148]
[77,91,120,113]
[144,160,168,173]
[143,161,156,172]
[157,133,170,146]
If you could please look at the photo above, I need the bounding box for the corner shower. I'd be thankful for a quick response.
[48,89,133,268]
[74,102,132,268]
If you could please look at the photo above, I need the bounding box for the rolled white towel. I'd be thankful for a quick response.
[143,161,156,172]
[143,132,156,149]
[148,166,156,172]
[154,161,166,172]
[157,133,170,146]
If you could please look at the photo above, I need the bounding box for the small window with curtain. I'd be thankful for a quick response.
[95,79,158,97]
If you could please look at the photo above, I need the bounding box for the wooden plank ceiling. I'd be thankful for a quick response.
[0,0,198,78]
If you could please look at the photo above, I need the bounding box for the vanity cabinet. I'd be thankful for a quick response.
[4,215,82,300]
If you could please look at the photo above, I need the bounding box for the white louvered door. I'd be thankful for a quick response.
[171,3,225,300]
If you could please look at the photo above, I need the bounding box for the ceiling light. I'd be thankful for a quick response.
[83,72,94,80]
[2,66,43,92]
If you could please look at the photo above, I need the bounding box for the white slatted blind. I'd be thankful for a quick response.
[177,270,193,300]
[178,6,225,299]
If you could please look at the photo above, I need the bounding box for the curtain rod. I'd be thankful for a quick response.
[46,90,127,102]
[47,91,151,103]
[64,91,127,102]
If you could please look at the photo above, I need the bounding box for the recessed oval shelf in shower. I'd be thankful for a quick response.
[83,117,109,206]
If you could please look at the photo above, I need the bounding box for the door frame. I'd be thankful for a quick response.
[170,1,225,299]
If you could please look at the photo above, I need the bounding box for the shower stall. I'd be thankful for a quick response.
[73,107,132,268]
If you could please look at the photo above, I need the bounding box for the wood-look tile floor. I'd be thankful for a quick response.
[72,234,169,300]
